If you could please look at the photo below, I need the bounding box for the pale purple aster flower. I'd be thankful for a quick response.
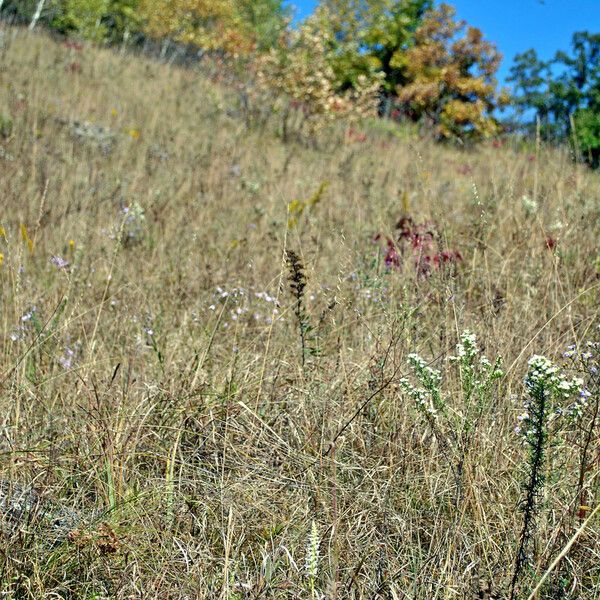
[59,347,75,370]
[50,255,69,269]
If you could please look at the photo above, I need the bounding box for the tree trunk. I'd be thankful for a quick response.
[29,0,46,30]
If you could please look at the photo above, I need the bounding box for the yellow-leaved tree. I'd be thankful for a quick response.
[139,0,253,54]
[397,3,504,139]
[255,6,383,140]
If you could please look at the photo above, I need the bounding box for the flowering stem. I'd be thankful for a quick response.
[510,381,548,599]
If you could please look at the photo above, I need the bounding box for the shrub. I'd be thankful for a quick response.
[574,108,600,168]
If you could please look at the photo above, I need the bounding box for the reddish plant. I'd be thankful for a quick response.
[374,215,462,277]
[434,249,463,267]
[347,128,367,143]
[384,238,401,268]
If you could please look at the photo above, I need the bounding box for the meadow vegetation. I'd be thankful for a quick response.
[0,26,599,599]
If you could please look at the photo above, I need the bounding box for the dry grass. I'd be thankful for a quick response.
[0,26,598,599]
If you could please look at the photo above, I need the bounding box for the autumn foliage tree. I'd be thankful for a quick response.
[290,1,504,139]
[1,0,507,142]
[256,6,383,139]
[138,0,289,54]
[138,0,252,54]
[0,0,288,52]
[397,3,503,139]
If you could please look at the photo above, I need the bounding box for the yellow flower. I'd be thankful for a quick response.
[307,181,328,207]
[20,224,34,254]
[128,129,141,139]
[0,252,3,266]
[111,108,118,117]
[0,225,5,239]
[288,199,305,216]
[401,190,410,215]
[69,239,75,251]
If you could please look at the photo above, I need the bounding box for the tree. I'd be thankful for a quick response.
[256,6,383,139]
[508,31,600,165]
[235,0,290,51]
[1,0,142,43]
[101,0,143,43]
[507,50,554,135]
[397,4,503,139]
[51,0,111,40]
[319,0,432,99]
[0,0,60,25]
[573,108,600,168]
[138,0,252,54]
[29,0,47,29]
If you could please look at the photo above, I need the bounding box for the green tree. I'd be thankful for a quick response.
[574,108,600,168]
[235,0,290,51]
[101,0,142,42]
[508,31,600,153]
[317,0,431,101]
[507,49,555,136]
[51,0,111,41]
[0,0,59,25]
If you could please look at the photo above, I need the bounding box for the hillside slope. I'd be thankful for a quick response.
[0,27,599,599]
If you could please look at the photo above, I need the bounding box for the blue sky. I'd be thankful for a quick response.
[285,1,600,86]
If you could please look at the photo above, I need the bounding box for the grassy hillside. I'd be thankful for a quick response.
[0,27,598,599]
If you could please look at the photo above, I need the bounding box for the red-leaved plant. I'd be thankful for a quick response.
[374,215,462,277]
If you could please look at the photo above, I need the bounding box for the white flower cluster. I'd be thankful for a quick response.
[399,377,436,416]
[400,332,504,422]
[521,194,539,217]
[10,307,37,341]
[407,353,442,386]
[524,355,582,399]
[516,355,585,438]
[305,520,320,579]
[448,330,504,383]
[454,330,479,360]
[399,353,443,418]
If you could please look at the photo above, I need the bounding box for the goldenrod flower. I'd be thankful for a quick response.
[288,199,305,216]
[20,224,34,254]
